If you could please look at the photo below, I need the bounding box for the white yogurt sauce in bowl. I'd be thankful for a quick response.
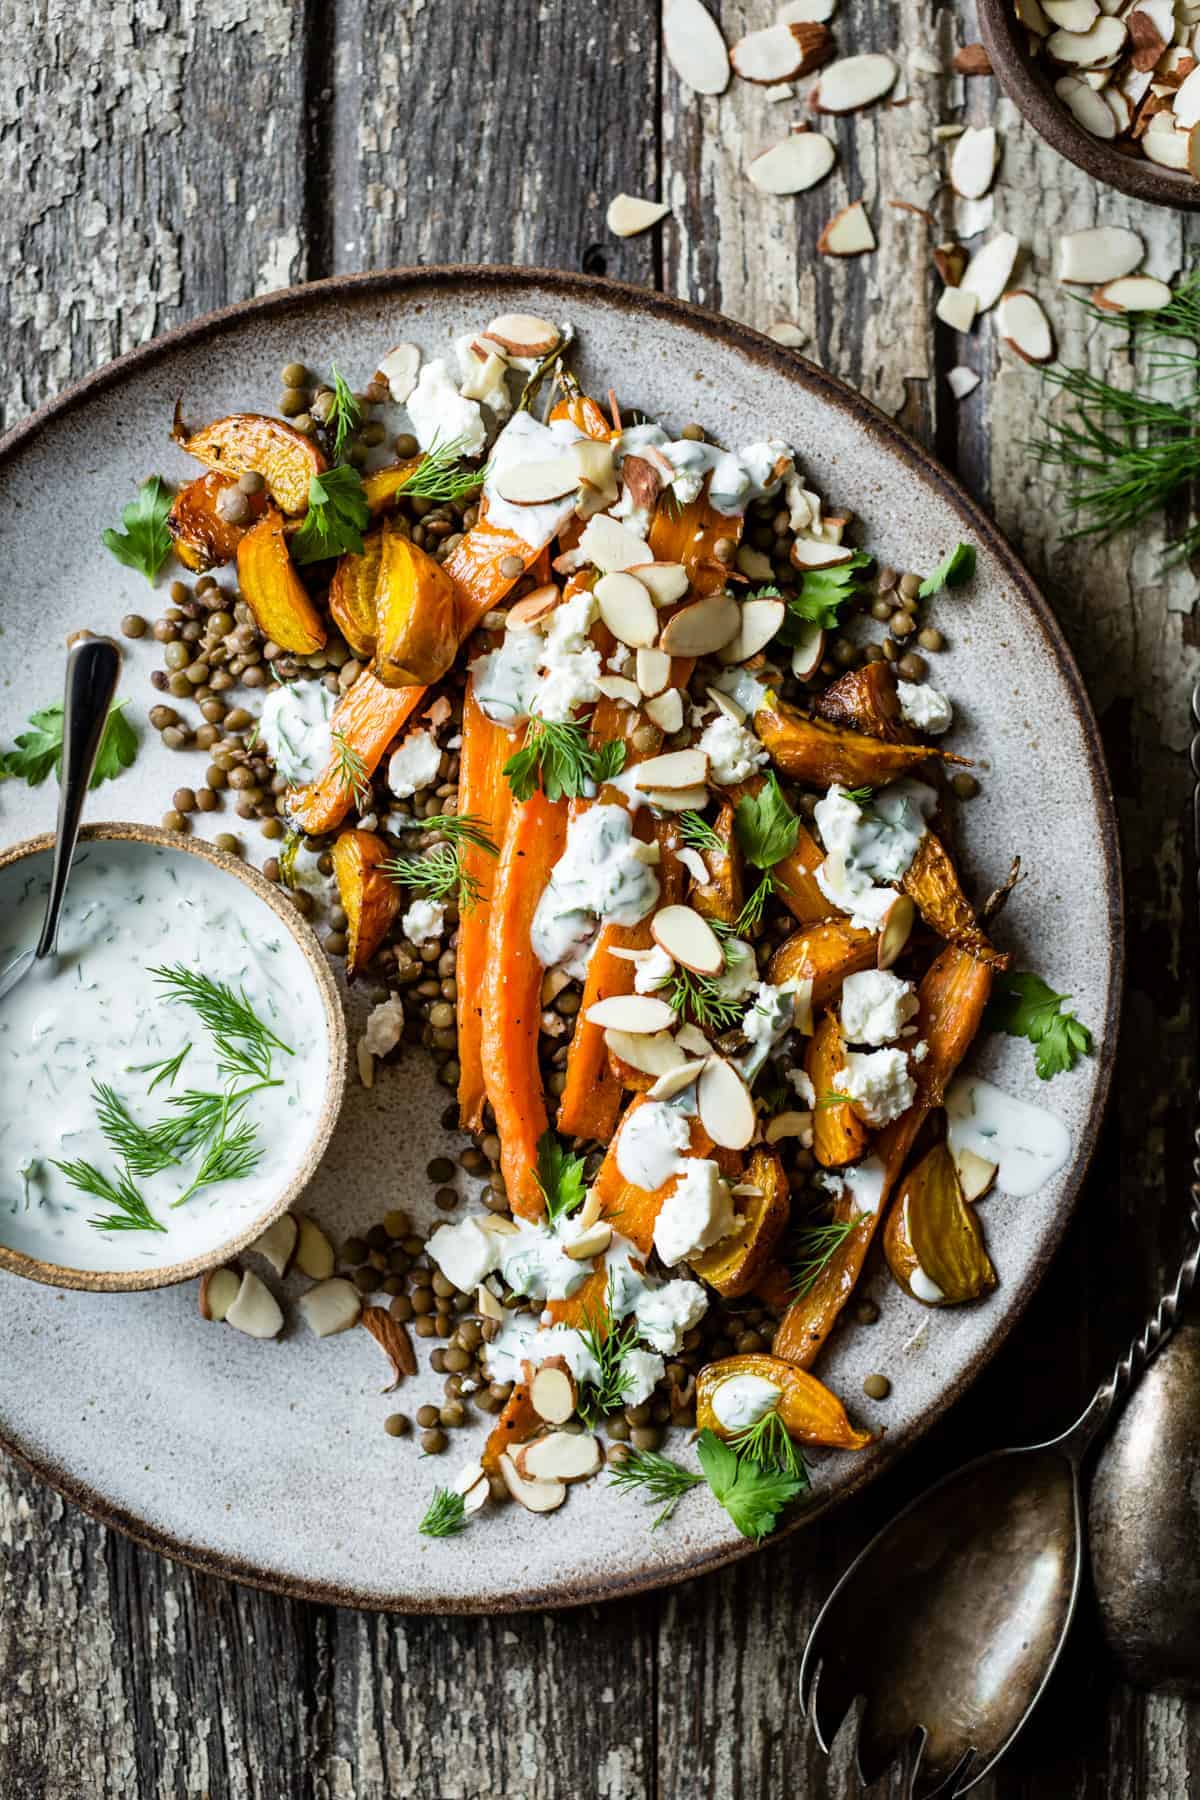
[0,826,345,1289]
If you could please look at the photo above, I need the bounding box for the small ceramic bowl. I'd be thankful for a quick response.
[978,0,1200,211]
[0,823,346,1292]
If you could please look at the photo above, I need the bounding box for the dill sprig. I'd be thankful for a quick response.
[608,1446,705,1528]
[577,1280,640,1427]
[419,1486,469,1537]
[734,874,774,937]
[327,363,362,461]
[420,812,500,857]
[381,844,482,912]
[503,717,627,804]
[395,434,487,504]
[727,1407,810,1484]
[678,810,725,856]
[663,964,744,1032]
[173,1097,262,1208]
[91,1081,183,1178]
[129,1043,191,1094]
[151,966,293,1084]
[842,785,874,807]
[52,1157,166,1234]
[329,730,372,809]
[791,1213,863,1296]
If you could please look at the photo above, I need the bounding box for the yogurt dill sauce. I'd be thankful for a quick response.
[0,840,331,1272]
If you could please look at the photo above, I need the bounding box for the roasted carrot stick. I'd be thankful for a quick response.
[767,918,878,1008]
[456,677,517,1132]
[648,484,743,595]
[754,699,965,790]
[807,1011,870,1169]
[812,661,912,742]
[902,831,1009,968]
[481,789,568,1219]
[774,820,835,925]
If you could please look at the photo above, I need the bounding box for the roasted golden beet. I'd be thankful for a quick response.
[754,698,958,788]
[695,1353,874,1451]
[690,1150,791,1297]
[362,456,425,515]
[902,831,1009,968]
[688,801,743,927]
[176,410,325,515]
[331,829,402,978]
[328,529,382,659]
[806,1010,870,1169]
[768,918,878,1009]
[167,471,267,571]
[235,509,327,654]
[884,1141,997,1305]
[374,525,461,687]
[773,819,834,925]
[812,660,911,742]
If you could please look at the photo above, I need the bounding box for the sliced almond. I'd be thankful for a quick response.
[766,319,808,347]
[484,313,560,358]
[817,200,876,257]
[1046,16,1127,63]
[1057,224,1143,283]
[707,686,745,724]
[645,689,685,733]
[199,1265,240,1323]
[607,194,671,237]
[790,535,855,570]
[586,994,677,1033]
[1042,0,1099,24]
[453,1460,490,1513]
[507,582,561,629]
[790,619,825,679]
[1093,274,1172,312]
[812,53,898,112]
[460,348,509,404]
[517,1431,603,1484]
[494,454,580,506]
[626,561,690,606]
[298,1276,363,1338]
[648,1057,708,1100]
[877,893,916,970]
[658,594,741,655]
[1128,1,1170,69]
[1143,126,1191,169]
[663,0,731,94]
[953,42,993,73]
[652,904,725,976]
[595,570,660,647]
[632,748,710,790]
[478,1214,520,1236]
[249,1211,298,1279]
[950,126,999,200]
[933,241,968,286]
[997,290,1055,364]
[720,597,785,664]
[960,232,1021,314]
[645,783,711,812]
[477,1282,505,1322]
[697,1056,757,1150]
[730,20,833,81]
[529,1357,579,1423]
[947,365,981,399]
[376,343,421,404]
[676,1023,712,1056]
[572,438,618,496]
[1016,0,1053,31]
[563,1221,614,1261]
[225,1269,284,1340]
[294,1215,335,1281]
[1056,73,1118,136]
[953,1145,999,1202]
[597,674,642,705]
[765,1110,814,1144]
[1174,62,1200,126]
[577,513,653,573]
[636,646,673,695]
[360,1305,417,1390]
[605,1027,688,1077]
[935,285,980,332]
[748,133,838,194]
[498,1451,567,1513]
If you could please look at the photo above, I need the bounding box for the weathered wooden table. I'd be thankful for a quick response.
[2,1,1198,1794]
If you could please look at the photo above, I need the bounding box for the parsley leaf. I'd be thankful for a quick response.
[291,465,370,565]
[0,700,137,789]
[986,970,1094,1080]
[503,717,627,803]
[733,772,799,870]
[779,551,873,637]
[101,476,173,583]
[534,1130,589,1227]
[919,542,976,598]
[696,1429,806,1542]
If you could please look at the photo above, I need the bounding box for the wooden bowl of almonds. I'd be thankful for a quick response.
[978,0,1200,209]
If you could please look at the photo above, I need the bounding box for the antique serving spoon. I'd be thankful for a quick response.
[799,1198,1200,1798]
[0,635,121,1002]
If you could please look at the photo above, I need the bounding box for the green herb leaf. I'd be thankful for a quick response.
[91,1081,184,1179]
[0,701,137,790]
[663,963,744,1033]
[919,542,976,598]
[329,729,372,809]
[395,434,488,504]
[418,1486,469,1537]
[696,1428,806,1542]
[734,874,775,937]
[172,1097,262,1207]
[779,551,873,636]
[534,1130,589,1228]
[791,1213,863,1296]
[727,1407,809,1482]
[842,785,874,806]
[52,1157,165,1234]
[421,813,500,857]
[291,465,370,564]
[985,970,1093,1080]
[678,811,726,857]
[733,773,799,870]
[381,844,482,913]
[150,965,293,1084]
[608,1446,705,1528]
[503,717,627,804]
[327,363,363,461]
[101,475,173,583]
[577,1278,640,1428]
[130,1044,192,1094]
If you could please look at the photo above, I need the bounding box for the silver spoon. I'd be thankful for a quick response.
[0,635,122,1002]
[799,1196,1200,1798]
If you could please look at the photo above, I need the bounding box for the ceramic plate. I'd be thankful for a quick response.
[0,269,1121,1612]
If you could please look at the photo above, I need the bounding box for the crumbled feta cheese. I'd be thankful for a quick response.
[427,1218,502,1292]
[788,1068,817,1108]
[402,898,446,946]
[897,680,954,736]
[711,1374,781,1432]
[533,590,603,722]
[454,332,513,416]
[837,1047,917,1126]
[362,996,405,1057]
[840,969,919,1046]
[814,780,935,931]
[633,1278,709,1352]
[622,1346,667,1407]
[634,945,675,994]
[259,680,335,787]
[607,643,633,674]
[386,729,442,799]
[406,358,487,457]
[911,1038,929,1063]
[653,1159,738,1266]
[696,711,769,786]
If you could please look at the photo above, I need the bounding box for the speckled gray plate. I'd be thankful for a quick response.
[0,269,1121,1613]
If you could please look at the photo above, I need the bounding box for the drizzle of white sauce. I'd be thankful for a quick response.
[945,1075,1073,1198]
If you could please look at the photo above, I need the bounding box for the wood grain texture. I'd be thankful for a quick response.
[2,0,1200,1794]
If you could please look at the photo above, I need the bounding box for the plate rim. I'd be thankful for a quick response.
[0,264,1124,1614]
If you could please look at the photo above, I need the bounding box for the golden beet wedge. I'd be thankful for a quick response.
[328,529,383,660]
[235,508,327,655]
[884,1140,997,1306]
[690,1149,790,1297]
[812,660,910,742]
[695,1353,874,1451]
[687,801,743,928]
[768,917,878,1009]
[176,411,326,516]
[167,471,267,571]
[373,525,461,688]
[331,829,402,978]
[361,456,425,516]
[806,1010,869,1168]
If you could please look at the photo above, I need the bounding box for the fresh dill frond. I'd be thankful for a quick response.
[815,1090,853,1108]
[327,363,363,461]
[663,964,744,1032]
[791,1213,863,1296]
[418,1486,469,1537]
[608,1446,705,1528]
[842,785,874,807]
[53,1157,166,1234]
[91,1081,182,1178]
[329,729,372,810]
[381,844,482,912]
[395,434,487,504]
[161,1081,282,1157]
[577,1280,640,1427]
[503,717,626,804]
[734,874,774,937]
[173,1097,262,1208]
[129,1044,191,1094]
[678,810,725,856]
[150,965,293,1084]
[727,1408,810,1484]
[291,466,370,564]
[420,812,500,857]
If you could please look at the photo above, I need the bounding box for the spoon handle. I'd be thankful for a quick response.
[35,636,122,959]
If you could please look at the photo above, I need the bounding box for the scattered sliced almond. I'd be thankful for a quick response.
[678,846,711,887]
[790,535,855,571]
[790,620,825,679]
[953,1145,999,1202]
[577,1187,604,1231]
[645,783,710,812]
[1175,64,1200,128]
[697,1056,756,1149]
[376,343,421,404]
[1043,0,1098,22]
[636,646,673,695]
[498,1451,567,1513]
[572,438,618,497]
[997,289,1055,363]
[936,286,980,332]
[595,570,660,648]
[1093,273,1172,310]
[812,53,898,112]
[564,1221,614,1262]
[248,1212,298,1279]
[877,894,916,970]
[453,1460,490,1514]
[529,1357,579,1423]
[517,1431,603,1484]
[460,348,510,405]
[730,20,833,82]
[605,1028,688,1077]
[707,686,745,724]
[199,1265,240,1323]
[953,42,992,73]
[645,688,685,733]
[1056,73,1118,137]
[507,583,561,629]
[597,674,642,706]
[360,1306,417,1390]
[748,133,837,194]
[477,1282,505,1322]
[294,1215,335,1281]
[910,46,943,75]
[720,597,786,666]
[586,994,677,1033]
[1143,125,1191,169]
[1057,224,1143,283]
[765,1110,814,1144]
[225,1269,284,1340]
[607,194,671,237]
[494,454,579,506]
[575,513,652,573]
[632,748,710,790]
[659,594,740,656]
[676,1023,712,1056]
[647,1057,707,1101]
[356,1039,375,1089]
[1046,16,1127,65]
[947,365,981,399]
[766,319,808,347]
[663,0,731,94]
[298,1276,363,1338]
[950,126,1000,200]
[1128,1,1170,70]
[933,241,968,286]
[652,904,725,976]
[817,201,876,257]
[484,313,560,357]
[627,561,690,606]
[960,232,1021,314]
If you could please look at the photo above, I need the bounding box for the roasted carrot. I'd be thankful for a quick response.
[807,1010,870,1168]
[482,1382,542,1473]
[902,830,1009,968]
[774,820,835,925]
[481,789,568,1219]
[648,484,743,595]
[755,699,964,789]
[767,918,878,1008]
[456,676,517,1132]
[812,661,912,742]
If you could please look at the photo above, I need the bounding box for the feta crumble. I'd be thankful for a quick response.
[652,1159,738,1266]
[696,711,769,786]
[386,729,442,799]
[406,358,487,457]
[897,680,954,736]
[837,1047,917,1126]
[402,898,446,946]
[839,969,919,1046]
